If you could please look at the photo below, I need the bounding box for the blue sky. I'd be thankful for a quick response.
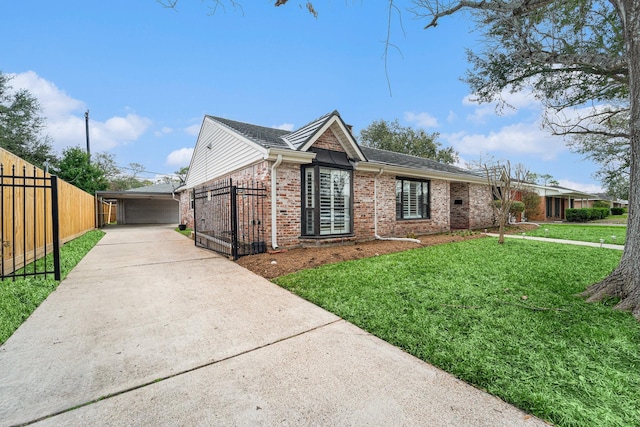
[2,1,603,191]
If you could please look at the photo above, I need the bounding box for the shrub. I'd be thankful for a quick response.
[611,207,625,215]
[566,208,589,222]
[522,190,541,220]
[593,200,611,208]
[510,201,525,214]
[566,208,609,222]
[593,207,610,219]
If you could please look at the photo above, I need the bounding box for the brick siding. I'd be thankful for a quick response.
[450,182,469,229]
[468,184,494,229]
[312,129,344,151]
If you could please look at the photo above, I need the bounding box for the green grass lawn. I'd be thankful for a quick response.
[592,213,628,225]
[175,226,192,237]
[524,224,627,245]
[275,238,639,427]
[0,229,105,345]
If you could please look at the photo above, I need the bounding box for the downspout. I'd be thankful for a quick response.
[271,154,283,249]
[374,168,421,244]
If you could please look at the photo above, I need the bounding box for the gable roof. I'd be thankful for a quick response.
[360,146,476,177]
[282,111,335,149]
[207,111,365,160]
[207,116,291,149]
[192,112,487,184]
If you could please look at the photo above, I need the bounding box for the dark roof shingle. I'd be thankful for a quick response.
[208,116,291,149]
[360,146,478,177]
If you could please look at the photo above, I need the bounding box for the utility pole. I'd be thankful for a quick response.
[85,110,91,163]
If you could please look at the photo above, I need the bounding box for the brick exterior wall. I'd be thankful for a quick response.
[375,177,451,237]
[312,129,344,151]
[450,182,469,229]
[353,171,376,239]
[272,163,302,247]
[468,184,494,229]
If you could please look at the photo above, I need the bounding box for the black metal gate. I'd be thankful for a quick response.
[193,178,266,260]
[1,165,61,281]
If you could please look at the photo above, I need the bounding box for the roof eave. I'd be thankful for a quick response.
[265,148,316,164]
[356,161,488,184]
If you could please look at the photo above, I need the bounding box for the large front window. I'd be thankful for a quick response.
[302,166,352,236]
[396,178,430,220]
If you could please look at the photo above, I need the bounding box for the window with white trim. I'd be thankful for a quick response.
[302,166,352,236]
[396,178,430,220]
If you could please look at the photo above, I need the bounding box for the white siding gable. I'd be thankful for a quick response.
[185,117,267,188]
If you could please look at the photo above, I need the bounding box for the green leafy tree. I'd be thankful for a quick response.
[359,119,458,164]
[521,189,541,221]
[93,152,120,183]
[0,71,57,169]
[567,111,630,199]
[174,166,189,185]
[54,146,108,194]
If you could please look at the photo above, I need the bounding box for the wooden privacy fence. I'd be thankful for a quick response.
[96,198,117,227]
[1,148,97,278]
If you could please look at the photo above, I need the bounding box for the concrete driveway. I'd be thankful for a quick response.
[0,225,547,426]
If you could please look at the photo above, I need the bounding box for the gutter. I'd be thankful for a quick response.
[374,168,421,244]
[271,154,283,249]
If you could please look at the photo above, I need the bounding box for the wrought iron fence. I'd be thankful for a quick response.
[1,164,61,280]
[194,178,266,260]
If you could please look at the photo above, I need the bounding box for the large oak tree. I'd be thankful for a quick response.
[359,119,458,164]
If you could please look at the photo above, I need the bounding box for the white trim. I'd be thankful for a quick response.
[264,148,316,164]
[299,116,366,161]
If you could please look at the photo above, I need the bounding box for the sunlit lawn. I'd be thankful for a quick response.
[275,238,639,427]
[0,230,105,345]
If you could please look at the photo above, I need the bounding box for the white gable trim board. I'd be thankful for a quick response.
[299,115,366,161]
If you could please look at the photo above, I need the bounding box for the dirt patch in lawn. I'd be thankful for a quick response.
[237,231,489,279]
[236,224,542,279]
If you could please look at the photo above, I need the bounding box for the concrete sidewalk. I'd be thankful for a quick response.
[1,225,546,426]
[484,232,624,250]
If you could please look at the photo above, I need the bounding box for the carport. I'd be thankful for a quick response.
[96,183,180,225]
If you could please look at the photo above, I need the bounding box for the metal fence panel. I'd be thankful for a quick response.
[1,164,61,280]
[194,178,266,260]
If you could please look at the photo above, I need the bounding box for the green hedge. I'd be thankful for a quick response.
[566,208,610,222]
[611,207,626,215]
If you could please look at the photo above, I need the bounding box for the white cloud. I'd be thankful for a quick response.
[444,121,566,161]
[557,179,603,194]
[447,110,457,123]
[154,127,173,137]
[10,71,84,120]
[404,111,439,128]
[166,147,194,167]
[274,123,294,131]
[463,89,541,124]
[184,124,201,136]
[8,71,151,152]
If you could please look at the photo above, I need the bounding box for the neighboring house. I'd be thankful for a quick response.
[515,183,597,222]
[179,110,494,250]
[572,192,629,209]
[96,183,180,225]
